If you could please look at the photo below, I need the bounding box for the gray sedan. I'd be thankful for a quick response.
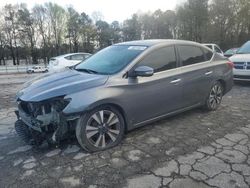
[15,40,233,152]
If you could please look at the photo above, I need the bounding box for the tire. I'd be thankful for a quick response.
[76,105,125,152]
[15,120,32,144]
[204,81,224,111]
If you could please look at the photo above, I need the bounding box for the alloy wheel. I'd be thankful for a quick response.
[209,83,223,109]
[85,110,121,148]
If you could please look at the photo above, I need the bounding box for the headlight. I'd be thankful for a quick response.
[51,98,71,112]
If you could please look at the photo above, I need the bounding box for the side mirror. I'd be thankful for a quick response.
[129,66,154,77]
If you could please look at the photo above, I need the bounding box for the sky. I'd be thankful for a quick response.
[0,0,185,23]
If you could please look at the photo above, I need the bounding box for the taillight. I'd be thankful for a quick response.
[227,61,234,69]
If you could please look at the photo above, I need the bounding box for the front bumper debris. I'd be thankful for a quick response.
[14,99,78,145]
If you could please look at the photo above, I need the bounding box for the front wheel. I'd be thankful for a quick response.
[76,106,125,152]
[204,81,224,111]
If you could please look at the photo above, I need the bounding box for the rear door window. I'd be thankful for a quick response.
[71,54,85,61]
[203,48,213,60]
[137,46,177,73]
[64,54,85,61]
[178,45,206,66]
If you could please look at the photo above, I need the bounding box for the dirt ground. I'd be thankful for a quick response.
[0,73,250,188]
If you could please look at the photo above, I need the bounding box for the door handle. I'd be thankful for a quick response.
[205,71,213,75]
[170,78,181,84]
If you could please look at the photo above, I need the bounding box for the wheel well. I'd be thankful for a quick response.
[217,79,226,94]
[106,103,128,132]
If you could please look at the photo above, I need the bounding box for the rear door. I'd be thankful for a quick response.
[177,45,214,107]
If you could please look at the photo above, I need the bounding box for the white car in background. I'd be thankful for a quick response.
[48,52,91,72]
[27,66,48,73]
[203,43,224,56]
[229,41,250,81]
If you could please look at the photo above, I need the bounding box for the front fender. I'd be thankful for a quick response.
[62,86,130,128]
[63,86,125,114]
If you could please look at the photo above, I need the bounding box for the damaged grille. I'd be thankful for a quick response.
[20,101,52,117]
[16,98,72,144]
[18,98,70,128]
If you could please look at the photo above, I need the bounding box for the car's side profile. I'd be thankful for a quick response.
[26,66,48,74]
[48,52,91,72]
[15,40,233,152]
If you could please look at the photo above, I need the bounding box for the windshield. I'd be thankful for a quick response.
[75,45,147,75]
[237,41,250,54]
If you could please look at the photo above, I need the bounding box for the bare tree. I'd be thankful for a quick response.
[32,4,49,63]
[18,3,38,64]
[45,2,67,55]
[3,4,20,65]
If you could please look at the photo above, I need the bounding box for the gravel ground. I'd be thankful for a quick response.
[0,74,249,188]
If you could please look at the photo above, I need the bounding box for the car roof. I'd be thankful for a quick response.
[64,52,91,56]
[52,52,91,59]
[115,39,203,47]
[202,43,220,47]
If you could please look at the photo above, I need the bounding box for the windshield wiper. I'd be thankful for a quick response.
[74,68,99,74]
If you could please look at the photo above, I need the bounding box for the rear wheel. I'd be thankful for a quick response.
[76,105,125,152]
[204,81,223,111]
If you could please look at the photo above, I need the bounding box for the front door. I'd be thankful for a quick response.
[122,46,183,125]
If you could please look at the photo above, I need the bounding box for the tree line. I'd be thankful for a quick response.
[0,0,249,65]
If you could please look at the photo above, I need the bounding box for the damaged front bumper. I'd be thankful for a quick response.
[15,97,79,145]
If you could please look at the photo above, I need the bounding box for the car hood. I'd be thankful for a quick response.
[229,54,250,62]
[17,69,109,102]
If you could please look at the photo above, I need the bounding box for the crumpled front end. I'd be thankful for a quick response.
[15,97,78,145]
